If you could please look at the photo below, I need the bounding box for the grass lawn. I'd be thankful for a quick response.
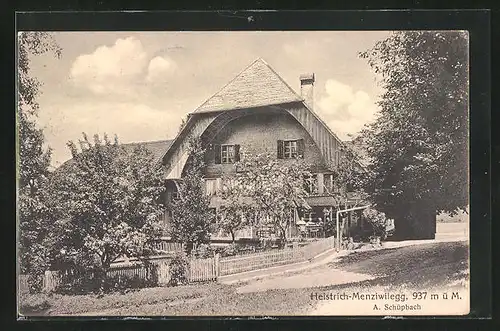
[19,283,317,316]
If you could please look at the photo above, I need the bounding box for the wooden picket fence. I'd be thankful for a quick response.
[38,256,218,292]
[219,235,337,276]
[155,239,183,253]
[28,236,336,293]
[18,274,29,294]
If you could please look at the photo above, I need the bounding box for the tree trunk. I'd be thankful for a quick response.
[230,229,235,243]
[184,242,194,255]
[97,255,111,293]
[279,226,287,248]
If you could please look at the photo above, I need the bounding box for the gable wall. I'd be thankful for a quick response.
[203,111,327,177]
[163,103,348,180]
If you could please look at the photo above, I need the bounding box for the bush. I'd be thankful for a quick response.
[259,237,273,250]
[168,253,189,287]
[258,237,284,250]
[18,293,52,315]
[221,243,239,257]
[55,264,159,295]
[192,243,214,259]
[101,273,158,293]
[361,207,388,240]
[26,273,44,294]
[55,270,100,294]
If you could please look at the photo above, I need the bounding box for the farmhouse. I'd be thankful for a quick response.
[156,58,370,240]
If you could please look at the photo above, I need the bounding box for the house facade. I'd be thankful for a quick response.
[159,59,368,240]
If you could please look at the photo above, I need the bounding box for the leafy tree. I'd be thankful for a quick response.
[17,32,62,291]
[50,133,165,275]
[359,31,468,239]
[320,146,368,238]
[232,153,312,243]
[217,174,256,242]
[169,136,213,253]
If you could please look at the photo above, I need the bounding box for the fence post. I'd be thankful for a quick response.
[214,253,220,279]
[292,241,298,259]
[157,261,170,286]
[43,270,58,293]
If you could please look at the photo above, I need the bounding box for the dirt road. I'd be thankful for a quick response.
[234,240,469,315]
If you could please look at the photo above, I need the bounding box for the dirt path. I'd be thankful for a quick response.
[236,265,374,293]
[233,240,469,315]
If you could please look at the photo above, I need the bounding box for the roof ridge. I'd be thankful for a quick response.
[122,138,172,145]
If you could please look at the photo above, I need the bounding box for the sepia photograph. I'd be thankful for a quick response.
[17,29,469,317]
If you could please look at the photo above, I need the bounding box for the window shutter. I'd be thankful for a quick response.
[234,144,240,162]
[277,140,284,159]
[297,139,305,158]
[204,145,211,164]
[214,144,221,164]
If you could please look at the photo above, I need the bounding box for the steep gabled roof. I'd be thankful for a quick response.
[56,139,173,172]
[121,139,174,162]
[194,58,304,113]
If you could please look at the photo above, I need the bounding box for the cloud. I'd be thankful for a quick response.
[38,100,181,167]
[317,79,379,139]
[146,56,177,82]
[69,36,148,94]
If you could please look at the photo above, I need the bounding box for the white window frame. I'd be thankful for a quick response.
[284,140,298,159]
[221,144,235,164]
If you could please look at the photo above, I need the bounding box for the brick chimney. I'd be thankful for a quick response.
[300,73,315,109]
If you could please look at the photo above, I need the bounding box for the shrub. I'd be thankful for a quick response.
[259,237,273,250]
[26,273,44,294]
[221,243,239,257]
[55,264,159,295]
[101,273,158,293]
[18,293,52,315]
[55,270,100,294]
[361,207,388,240]
[192,243,214,259]
[168,253,189,287]
[258,237,285,250]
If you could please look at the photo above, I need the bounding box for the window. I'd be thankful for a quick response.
[304,174,319,194]
[214,144,240,164]
[323,173,336,194]
[277,139,305,159]
[284,140,297,158]
[221,145,234,164]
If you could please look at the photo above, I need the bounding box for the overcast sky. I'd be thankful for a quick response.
[27,31,391,167]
